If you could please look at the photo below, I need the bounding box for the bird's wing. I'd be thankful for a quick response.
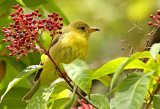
[51,35,61,47]
[33,62,43,82]
[33,34,63,82]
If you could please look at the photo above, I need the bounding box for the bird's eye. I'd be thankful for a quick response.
[80,26,85,30]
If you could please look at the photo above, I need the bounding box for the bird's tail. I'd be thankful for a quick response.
[22,79,40,102]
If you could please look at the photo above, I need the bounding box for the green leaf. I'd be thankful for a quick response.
[0,87,29,109]
[110,51,151,89]
[144,57,158,73]
[26,86,54,109]
[96,75,111,86]
[0,59,29,91]
[48,82,70,108]
[52,81,70,95]
[51,98,71,109]
[86,94,110,109]
[0,56,27,72]
[150,43,160,60]
[115,72,153,109]
[63,59,92,95]
[64,86,76,109]
[125,59,153,71]
[0,65,43,102]
[105,84,120,97]
[153,95,160,109]
[92,58,127,79]
[110,98,116,109]
[92,57,152,79]
[16,0,26,7]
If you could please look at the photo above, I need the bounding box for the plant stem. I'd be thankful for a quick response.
[145,84,160,109]
[47,53,73,89]
[144,25,160,51]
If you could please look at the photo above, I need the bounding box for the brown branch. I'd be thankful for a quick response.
[144,25,160,51]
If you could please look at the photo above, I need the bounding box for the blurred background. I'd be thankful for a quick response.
[0,0,159,108]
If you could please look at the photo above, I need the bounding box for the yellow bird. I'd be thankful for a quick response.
[22,21,100,101]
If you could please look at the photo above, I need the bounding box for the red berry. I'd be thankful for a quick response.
[7,38,11,41]
[31,11,35,15]
[19,8,22,11]
[3,27,7,30]
[29,13,32,17]
[157,10,160,15]
[148,22,152,25]
[50,33,53,36]
[26,44,31,49]
[57,26,62,30]
[10,48,14,52]
[9,53,13,56]
[16,11,19,15]
[10,23,13,27]
[34,13,37,16]
[59,31,62,34]
[38,14,41,17]
[60,23,63,26]
[54,17,58,21]
[23,53,27,56]
[12,6,16,9]
[10,12,16,17]
[35,30,38,34]
[42,19,46,23]
[55,13,59,16]
[150,14,154,18]
[16,36,20,39]
[24,14,28,17]
[16,4,19,8]
[6,46,11,48]
[59,17,63,21]
[25,32,29,35]
[2,39,6,42]
[32,19,36,23]
[17,57,21,60]
[2,30,6,33]
[35,9,39,13]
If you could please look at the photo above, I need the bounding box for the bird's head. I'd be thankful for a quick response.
[64,21,100,40]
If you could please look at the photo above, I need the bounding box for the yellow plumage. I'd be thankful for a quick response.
[22,21,100,101]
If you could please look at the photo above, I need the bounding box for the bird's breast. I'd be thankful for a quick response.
[49,33,88,64]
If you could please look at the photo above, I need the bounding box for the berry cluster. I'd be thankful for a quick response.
[2,4,63,60]
[148,10,160,26]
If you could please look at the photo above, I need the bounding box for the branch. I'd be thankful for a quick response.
[145,84,160,109]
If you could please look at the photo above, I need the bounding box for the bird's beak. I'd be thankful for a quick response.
[88,27,100,33]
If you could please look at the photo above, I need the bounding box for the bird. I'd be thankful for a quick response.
[22,21,100,101]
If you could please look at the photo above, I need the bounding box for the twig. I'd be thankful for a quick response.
[144,25,160,51]
[145,84,160,109]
